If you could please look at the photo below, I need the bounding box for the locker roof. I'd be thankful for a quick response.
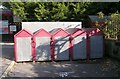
[49,28,61,34]
[82,28,103,36]
[65,28,83,34]
[49,28,69,36]
[65,28,86,36]
[33,28,51,36]
[82,28,100,33]
[14,29,32,37]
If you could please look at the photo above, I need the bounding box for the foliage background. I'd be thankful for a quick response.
[2,2,120,22]
[1,2,120,39]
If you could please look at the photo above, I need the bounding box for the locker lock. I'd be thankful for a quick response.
[50,41,54,45]
[69,37,73,43]
[32,41,36,48]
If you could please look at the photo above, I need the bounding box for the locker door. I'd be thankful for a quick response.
[73,36,87,59]
[16,37,32,61]
[35,37,51,61]
[54,36,69,60]
[90,36,103,58]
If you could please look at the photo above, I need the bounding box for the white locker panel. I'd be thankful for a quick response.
[73,36,87,59]
[54,36,69,60]
[90,36,103,58]
[16,37,32,61]
[35,37,51,61]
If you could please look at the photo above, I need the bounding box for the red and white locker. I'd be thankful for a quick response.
[14,29,33,62]
[50,28,70,61]
[33,28,52,61]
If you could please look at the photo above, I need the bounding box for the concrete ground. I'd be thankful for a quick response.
[7,58,120,77]
[0,42,14,78]
[0,42,120,78]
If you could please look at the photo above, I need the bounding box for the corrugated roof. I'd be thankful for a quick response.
[33,28,51,36]
[82,28,100,33]
[49,28,61,34]
[88,15,109,22]
[65,28,81,34]
[14,29,32,37]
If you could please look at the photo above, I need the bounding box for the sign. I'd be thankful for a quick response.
[10,25,16,31]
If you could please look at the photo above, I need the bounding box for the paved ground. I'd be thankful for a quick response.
[0,43,14,78]
[0,42,120,78]
[7,58,120,77]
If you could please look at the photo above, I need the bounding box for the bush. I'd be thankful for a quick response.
[97,12,120,40]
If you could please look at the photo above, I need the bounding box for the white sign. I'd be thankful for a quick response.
[10,25,16,31]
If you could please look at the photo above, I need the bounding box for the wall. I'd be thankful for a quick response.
[22,22,82,33]
[105,39,120,60]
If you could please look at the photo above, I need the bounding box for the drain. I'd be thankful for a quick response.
[59,71,74,77]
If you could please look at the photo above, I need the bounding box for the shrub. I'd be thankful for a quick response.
[97,12,120,40]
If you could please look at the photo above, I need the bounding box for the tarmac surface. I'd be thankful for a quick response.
[0,42,120,78]
[7,59,120,78]
[0,42,14,78]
